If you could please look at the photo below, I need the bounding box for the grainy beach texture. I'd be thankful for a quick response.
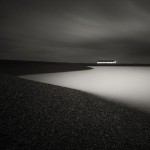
[1,60,150,149]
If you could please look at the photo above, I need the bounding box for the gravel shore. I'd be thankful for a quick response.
[1,73,150,149]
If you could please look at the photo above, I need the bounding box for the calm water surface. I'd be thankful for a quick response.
[20,66,150,111]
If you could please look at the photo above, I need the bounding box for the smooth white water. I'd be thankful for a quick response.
[20,66,150,111]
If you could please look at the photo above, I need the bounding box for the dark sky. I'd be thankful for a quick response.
[1,0,150,63]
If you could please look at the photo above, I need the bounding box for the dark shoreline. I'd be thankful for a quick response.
[1,59,150,76]
[0,60,92,76]
[1,60,150,149]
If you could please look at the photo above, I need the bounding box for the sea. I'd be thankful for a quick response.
[20,66,150,112]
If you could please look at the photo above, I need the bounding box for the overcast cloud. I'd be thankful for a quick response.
[1,0,150,63]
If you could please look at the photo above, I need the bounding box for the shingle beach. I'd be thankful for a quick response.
[0,61,150,149]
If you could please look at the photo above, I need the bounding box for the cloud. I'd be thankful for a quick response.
[1,0,150,63]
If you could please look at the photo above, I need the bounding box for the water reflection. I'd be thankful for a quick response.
[20,66,150,112]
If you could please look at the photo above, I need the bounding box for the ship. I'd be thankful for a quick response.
[97,59,117,64]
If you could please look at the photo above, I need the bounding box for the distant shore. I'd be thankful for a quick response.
[1,60,150,149]
[0,60,92,75]
[1,59,150,75]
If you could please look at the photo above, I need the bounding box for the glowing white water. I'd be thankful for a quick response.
[20,67,150,111]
